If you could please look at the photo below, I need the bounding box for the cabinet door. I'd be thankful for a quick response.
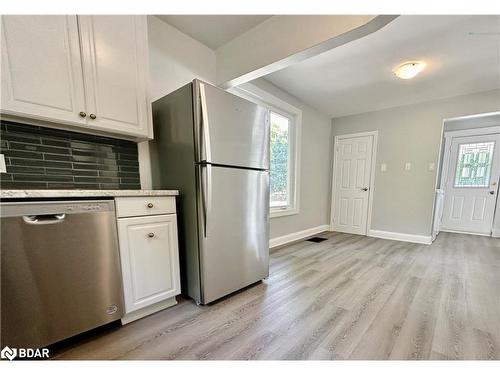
[118,214,181,313]
[78,16,152,138]
[1,16,86,125]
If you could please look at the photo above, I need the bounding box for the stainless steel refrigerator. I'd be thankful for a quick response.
[149,79,270,305]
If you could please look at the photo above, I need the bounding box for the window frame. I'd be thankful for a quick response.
[228,83,302,218]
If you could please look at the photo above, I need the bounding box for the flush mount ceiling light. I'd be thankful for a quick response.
[393,61,426,79]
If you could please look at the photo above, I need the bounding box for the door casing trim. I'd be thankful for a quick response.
[330,130,378,234]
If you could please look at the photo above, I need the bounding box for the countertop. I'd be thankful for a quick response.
[0,189,179,199]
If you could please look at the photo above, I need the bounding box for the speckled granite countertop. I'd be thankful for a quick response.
[0,189,179,199]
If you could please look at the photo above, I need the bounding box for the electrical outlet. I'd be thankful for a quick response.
[0,154,6,173]
[404,162,411,171]
[381,163,387,172]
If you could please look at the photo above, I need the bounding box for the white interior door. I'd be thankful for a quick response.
[332,135,374,235]
[441,134,500,235]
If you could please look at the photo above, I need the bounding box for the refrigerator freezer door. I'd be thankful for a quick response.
[197,165,269,304]
[195,80,269,170]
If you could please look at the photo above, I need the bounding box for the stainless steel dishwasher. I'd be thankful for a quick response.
[1,199,124,349]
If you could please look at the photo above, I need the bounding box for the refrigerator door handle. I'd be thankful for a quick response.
[200,163,212,237]
[199,83,212,163]
[206,163,212,231]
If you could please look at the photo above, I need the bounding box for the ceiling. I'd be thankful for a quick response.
[264,15,500,118]
[155,15,272,50]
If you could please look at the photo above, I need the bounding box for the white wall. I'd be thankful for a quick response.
[249,79,333,241]
[331,89,500,237]
[148,16,216,100]
[139,16,216,189]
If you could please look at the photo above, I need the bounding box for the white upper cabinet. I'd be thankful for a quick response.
[78,16,151,137]
[0,15,152,139]
[0,16,87,125]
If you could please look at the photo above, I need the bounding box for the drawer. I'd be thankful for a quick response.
[115,196,176,218]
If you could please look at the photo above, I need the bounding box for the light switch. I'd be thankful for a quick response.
[0,154,6,173]
[404,162,411,171]
[428,162,435,171]
[381,163,387,172]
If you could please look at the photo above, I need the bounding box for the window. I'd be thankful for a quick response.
[229,83,301,217]
[270,111,291,208]
[454,142,495,187]
[269,109,298,217]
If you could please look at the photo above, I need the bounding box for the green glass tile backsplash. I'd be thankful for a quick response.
[0,121,141,190]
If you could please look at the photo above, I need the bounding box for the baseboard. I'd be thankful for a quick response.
[368,229,432,245]
[492,228,500,238]
[269,224,330,248]
[440,229,491,237]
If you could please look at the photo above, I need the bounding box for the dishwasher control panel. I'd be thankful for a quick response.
[65,203,106,212]
[0,199,115,218]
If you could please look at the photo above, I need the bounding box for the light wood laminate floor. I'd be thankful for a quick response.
[52,231,500,360]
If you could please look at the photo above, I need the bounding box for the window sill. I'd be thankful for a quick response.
[270,208,299,219]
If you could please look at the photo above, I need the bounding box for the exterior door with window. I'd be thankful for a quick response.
[441,134,500,235]
[332,135,374,235]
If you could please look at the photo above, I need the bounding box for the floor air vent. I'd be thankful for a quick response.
[306,237,327,243]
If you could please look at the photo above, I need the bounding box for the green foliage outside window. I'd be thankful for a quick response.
[270,115,289,206]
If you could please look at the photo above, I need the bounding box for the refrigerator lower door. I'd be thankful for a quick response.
[197,165,269,304]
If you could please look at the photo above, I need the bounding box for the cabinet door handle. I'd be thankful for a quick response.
[79,111,87,118]
[147,203,154,208]
[147,232,155,238]
[89,113,97,119]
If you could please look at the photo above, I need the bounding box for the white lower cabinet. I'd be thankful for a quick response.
[116,198,181,324]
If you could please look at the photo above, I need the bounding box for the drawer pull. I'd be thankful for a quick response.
[147,203,154,208]
[147,232,155,238]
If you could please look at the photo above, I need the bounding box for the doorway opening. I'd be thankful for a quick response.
[432,112,500,239]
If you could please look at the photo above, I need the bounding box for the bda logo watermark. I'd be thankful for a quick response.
[1,346,17,360]
[1,346,49,360]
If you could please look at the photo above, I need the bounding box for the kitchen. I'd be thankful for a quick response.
[1,15,272,345]
[1,1,500,371]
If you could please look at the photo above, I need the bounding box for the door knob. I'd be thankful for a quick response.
[147,203,154,208]
[361,187,369,191]
[89,113,96,119]
[489,191,495,195]
[79,111,87,118]
[147,233,155,238]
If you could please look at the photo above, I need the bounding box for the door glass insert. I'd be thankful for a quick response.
[454,142,495,187]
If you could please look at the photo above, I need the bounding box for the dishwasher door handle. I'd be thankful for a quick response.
[23,213,66,225]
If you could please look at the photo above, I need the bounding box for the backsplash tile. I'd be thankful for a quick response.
[0,121,141,190]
